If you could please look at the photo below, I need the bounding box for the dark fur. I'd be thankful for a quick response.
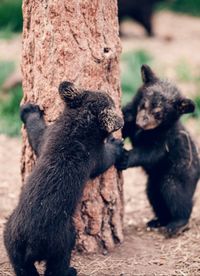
[4,81,124,276]
[117,65,200,236]
[118,0,164,36]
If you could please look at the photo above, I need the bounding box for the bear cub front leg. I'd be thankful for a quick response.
[20,103,46,157]
[90,135,124,179]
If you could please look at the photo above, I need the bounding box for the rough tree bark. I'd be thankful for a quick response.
[21,0,123,253]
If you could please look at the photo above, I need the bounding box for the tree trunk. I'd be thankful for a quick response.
[21,0,123,253]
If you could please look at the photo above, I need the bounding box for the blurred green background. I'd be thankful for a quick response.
[0,0,22,39]
[0,0,200,136]
[158,0,200,17]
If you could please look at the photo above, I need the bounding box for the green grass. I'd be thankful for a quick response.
[0,61,15,86]
[158,0,200,17]
[176,60,194,82]
[0,85,22,136]
[0,61,22,136]
[0,0,23,34]
[120,50,152,105]
[0,26,17,40]
[191,96,200,119]
[175,59,200,87]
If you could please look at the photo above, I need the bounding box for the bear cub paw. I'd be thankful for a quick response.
[20,103,43,123]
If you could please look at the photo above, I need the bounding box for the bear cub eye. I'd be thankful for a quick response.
[152,107,162,119]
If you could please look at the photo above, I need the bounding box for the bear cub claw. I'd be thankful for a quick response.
[66,267,77,276]
[20,103,43,123]
[147,218,163,229]
[115,148,129,170]
[106,135,124,163]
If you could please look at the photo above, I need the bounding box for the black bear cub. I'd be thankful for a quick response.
[118,0,164,36]
[4,82,124,276]
[117,64,200,237]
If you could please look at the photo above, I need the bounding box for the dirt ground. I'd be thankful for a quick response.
[1,10,200,276]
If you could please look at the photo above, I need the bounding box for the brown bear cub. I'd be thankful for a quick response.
[4,82,124,276]
[117,65,200,237]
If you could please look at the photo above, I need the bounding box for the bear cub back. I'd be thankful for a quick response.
[4,81,124,276]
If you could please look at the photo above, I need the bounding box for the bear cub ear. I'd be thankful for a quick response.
[59,81,80,102]
[175,98,195,115]
[98,109,124,133]
[141,64,158,85]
